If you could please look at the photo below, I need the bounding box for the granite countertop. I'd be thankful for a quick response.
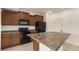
[1,30,19,34]
[28,32,70,50]
[2,29,36,33]
[2,30,19,32]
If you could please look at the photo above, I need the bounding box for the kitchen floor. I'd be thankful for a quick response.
[63,42,79,51]
[2,42,33,51]
[2,42,79,51]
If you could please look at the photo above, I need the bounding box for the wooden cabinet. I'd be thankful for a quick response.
[29,15,43,26]
[2,9,19,25]
[35,15,43,22]
[1,32,20,49]
[29,15,36,26]
[11,33,20,46]
[18,11,29,20]
[1,33,11,49]
[1,9,44,25]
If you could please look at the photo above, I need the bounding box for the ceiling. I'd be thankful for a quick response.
[23,8,70,14]
[5,8,71,14]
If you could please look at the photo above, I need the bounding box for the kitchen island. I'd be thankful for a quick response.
[28,32,70,51]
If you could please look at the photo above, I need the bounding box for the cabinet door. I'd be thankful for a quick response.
[11,12,19,25]
[18,11,29,20]
[1,10,10,25]
[29,15,43,26]
[35,15,43,22]
[2,9,19,25]
[29,15,37,26]
[1,34,11,49]
[11,32,20,46]
[1,32,20,49]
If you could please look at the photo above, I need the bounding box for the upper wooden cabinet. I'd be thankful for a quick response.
[35,15,43,22]
[29,15,36,26]
[18,11,29,20]
[2,9,19,25]
[1,9,44,25]
[29,15,43,26]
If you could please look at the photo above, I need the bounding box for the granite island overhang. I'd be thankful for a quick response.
[27,32,70,51]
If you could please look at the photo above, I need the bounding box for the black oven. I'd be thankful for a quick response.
[19,28,31,44]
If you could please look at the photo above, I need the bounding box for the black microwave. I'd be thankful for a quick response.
[19,20,29,25]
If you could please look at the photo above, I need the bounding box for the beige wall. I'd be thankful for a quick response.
[61,9,79,45]
[45,9,79,45]
[46,11,63,32]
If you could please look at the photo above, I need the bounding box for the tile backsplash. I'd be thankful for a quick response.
[1,25,35,31]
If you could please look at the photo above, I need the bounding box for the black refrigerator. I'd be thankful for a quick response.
[35,21,46,33]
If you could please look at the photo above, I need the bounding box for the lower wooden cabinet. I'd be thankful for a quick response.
[1,32,20,49]
[11,33,20,46]
[1,34,11,49]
